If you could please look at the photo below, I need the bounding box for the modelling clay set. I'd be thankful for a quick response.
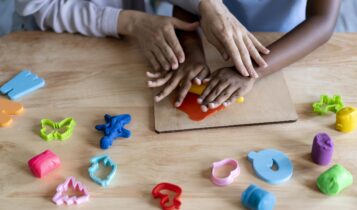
[1,70,356,209]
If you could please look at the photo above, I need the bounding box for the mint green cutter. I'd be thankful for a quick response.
[312,95,344,115]
[40,118,76,141]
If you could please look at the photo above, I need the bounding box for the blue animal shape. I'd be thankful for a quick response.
[0,70,45,100]
[95,114,131,149]
[248,149,293,184]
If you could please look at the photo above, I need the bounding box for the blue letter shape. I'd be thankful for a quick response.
[0,70,45,100]
[95,114,131,149]
[248,149,293,185]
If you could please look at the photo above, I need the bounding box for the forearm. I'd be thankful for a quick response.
[16,0,120,37]
[173,6,202,55]
[255,0,341,78]
[168,0,201,15]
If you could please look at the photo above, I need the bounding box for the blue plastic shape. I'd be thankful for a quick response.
[0,70,45,100]
[95,114,131,149]
[241,184,276,210]
[88,154,117,187]
[248,149,293,184]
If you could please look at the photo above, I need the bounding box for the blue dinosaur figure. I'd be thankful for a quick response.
[95,114,131,149]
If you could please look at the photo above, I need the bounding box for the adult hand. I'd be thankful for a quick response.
[198,67,255,112]
[118,10,199,71]
[199,0,270,78]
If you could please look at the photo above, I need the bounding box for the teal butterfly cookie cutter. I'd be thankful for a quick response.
[40,118,76,141]
[312,95,344,115]
[88,154,117,187]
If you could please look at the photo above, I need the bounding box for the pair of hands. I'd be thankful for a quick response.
[147,48,255,111]
[118,0,269,76]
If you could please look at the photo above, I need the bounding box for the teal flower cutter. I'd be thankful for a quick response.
[88,154,117,187]
[312,95,344,115]
[40,118,76,141]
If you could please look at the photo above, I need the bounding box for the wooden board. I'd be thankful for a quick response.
[154,39,298,133]
[154,71,298,132]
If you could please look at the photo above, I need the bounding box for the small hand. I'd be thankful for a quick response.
[198,67,255,112]
[199,0,269,78]
[118,10,199,71]
[147,52,210,107]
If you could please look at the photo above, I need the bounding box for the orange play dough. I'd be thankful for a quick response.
[0,98,24,127]
[177,92,225,121]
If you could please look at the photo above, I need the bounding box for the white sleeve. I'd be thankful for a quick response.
[166,0,201,15]
[15,0,121,38]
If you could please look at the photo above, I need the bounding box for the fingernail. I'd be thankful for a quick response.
[194,78,201,85]
[201,105,208,112]
[197,98,203,104]
[175,101,181,107]
[223,102,228,107]
[154,96,160,102]
[172,63,178,70]
[179,56,185,63]
[209,103,215,109]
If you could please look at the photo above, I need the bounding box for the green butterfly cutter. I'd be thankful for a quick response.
[312,95,344,115]
[40,118,76,141]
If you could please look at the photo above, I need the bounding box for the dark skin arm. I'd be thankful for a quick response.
[147,6,210,107]
[199,0,341,111]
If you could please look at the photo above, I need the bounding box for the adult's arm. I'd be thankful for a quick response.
[16,0,120,37]
[255,0,341,77]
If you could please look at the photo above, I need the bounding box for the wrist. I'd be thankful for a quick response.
[199,0,224,14]
[117,10,143,36]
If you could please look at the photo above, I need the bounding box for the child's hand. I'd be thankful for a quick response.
[147,51,210,107]
[118,10,199,71]
[199,0,269,78]
[198,67,255,112]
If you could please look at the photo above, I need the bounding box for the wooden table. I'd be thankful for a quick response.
[0,32,357,210]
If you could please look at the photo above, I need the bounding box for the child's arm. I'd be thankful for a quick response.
[16,0,199,71]
[199,0,341,111]
[147,6,210,107]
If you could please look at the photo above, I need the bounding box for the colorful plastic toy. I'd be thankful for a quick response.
[312,95,344,115]
[152,182,182,210]
[52,176,90,205]
[28,150,61,178]
[189,84,244,103]
[241,184,276,210]
[40,118,76,141]
[248,149,293,184]
[0,98,23,127]
[95,114,131,149]
[311,133,334,165]
[211,158,240,186]
[88,154,117,187]
[336,107,357,133]
[0,70,45,100]
[317,164,353,196]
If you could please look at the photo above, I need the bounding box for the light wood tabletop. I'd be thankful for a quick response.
[0,32,357,210]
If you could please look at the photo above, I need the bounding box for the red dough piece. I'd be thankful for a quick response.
[177,92,225,121]
[28,150,61,178]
